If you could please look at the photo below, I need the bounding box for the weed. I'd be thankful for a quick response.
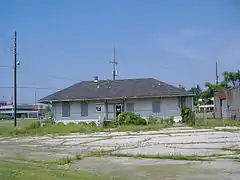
[111,153,214,161]
[220,147,240,154]
[55,156,75,165]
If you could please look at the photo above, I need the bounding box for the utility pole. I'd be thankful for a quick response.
[13,31,17,127]
[34,92,37,105]
[215,61,219,85]
[110,48,118,80]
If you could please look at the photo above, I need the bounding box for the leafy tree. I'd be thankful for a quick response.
[223,71,240,87]
[202,82,225,104]
[189,84,202,105]
[43,105,52,118]
[202,70,240,104]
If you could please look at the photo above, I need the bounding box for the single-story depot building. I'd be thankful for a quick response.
[39,78,194,124]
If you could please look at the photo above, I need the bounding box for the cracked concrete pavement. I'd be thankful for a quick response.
[1,126,240,179]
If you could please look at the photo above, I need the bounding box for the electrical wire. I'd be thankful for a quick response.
[0,86,61,90]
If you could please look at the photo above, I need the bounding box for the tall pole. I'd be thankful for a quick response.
[34,92,37,105]
[110,47,118,80]
[215,61,219,85]
[13,31,17,127]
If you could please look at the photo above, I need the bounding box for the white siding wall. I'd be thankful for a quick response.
[52,96,193,124]
[125,97,181,118]
[53,101,105,124]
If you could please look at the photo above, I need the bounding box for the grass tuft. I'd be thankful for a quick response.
[55,156,75,165]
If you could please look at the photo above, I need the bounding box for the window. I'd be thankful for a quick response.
[96,104,104,112]
[152,101,160,113]
[81,101,88,116]
[62,102,70,117]
[126,102,134,112]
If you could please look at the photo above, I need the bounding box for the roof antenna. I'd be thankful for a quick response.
[110,47,118,80]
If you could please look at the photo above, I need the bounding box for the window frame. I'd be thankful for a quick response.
[126,102,134,112]
[152,101,161,113]
[62,102,70,117]
[81,101,88,117]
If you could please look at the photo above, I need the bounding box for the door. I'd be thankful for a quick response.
[221,99,228,119]
[115,104,122,117]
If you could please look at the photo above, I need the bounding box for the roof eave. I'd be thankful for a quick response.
[38,93,195,103]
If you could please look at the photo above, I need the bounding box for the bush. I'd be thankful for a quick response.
[113,112,147,126]
[103,120,116,128]
[26,121,41,129]
[181,106,195,126]
[78,122,88,126]
[147,116,159,124]
[0,115,9,120]
[56,122,65,126]
[88,121,97,127]
[147,116,175,125]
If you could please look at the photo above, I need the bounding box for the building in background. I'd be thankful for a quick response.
[0,104,44,119]
[214,87,240,119]
[0,100,7,107]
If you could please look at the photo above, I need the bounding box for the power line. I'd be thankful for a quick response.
[0,65,10,68]
[0,86,61,90]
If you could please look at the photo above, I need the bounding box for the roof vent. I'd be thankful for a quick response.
[93,76,98,83]
[107,80,111,88]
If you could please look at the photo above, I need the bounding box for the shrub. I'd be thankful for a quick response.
[26,121,41,129]
[147,116,175,125]
[169,116,175,124]
[103,120,116,128]
[78,122,88,126]
[56,122,65,126]
[147,116,159,124]
[181,106,195,126]
[114,112,147,126]
[88,121,97,127]
[0,115,9,120]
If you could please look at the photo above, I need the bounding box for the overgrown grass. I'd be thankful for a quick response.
[112,153,215,161]
[0,159,120,180]
[116,123,170,132]
[220,147,240,154]
[194,118,240,128]
[53,150,216,165]
[0,120,170,137]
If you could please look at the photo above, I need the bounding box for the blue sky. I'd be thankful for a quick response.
[0,0,240,104]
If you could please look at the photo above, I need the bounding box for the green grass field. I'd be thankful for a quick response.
[0,119,35,129]
[0,119,170,137]
[1,118,240,137]
[0,160,119,180]
[195,118,240,127]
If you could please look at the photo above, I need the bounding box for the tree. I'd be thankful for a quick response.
[202,82,225,104]
[43,105,52,118]
[189,84,202,105]
[222,70,240,87]
[202,70,240,104]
